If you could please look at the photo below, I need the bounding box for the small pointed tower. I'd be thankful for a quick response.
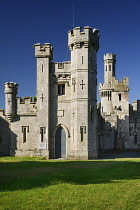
[4,82,18,122]
[104,53,116,84]
[34,43,53,158]
[68,26,100,159]
[99,53,116,115]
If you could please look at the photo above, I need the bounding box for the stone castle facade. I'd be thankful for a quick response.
[0,26,139,159]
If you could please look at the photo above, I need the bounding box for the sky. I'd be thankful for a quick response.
[0,0,140,109]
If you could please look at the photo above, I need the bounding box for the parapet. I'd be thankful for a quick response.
[104,53,116,61]
[16,97,37,115]
[99,77,129,92]
[33,43,53,60]
[68,26,100,51]
[111,77,129,91]
[17,97,36,104]
[99,83,113,91]
[4,82,18,94]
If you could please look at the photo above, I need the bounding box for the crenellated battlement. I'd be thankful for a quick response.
[33,43,53,60]
[17,97,36,104]
[16,97,37,115]
[68,26,100,51]
[54,61,71,69]
[111,77,129,91]
[4,82,18,94]
[104,53,116,61]
[99,83,113,91]
[52,61,71,74]
[99,77,129,92]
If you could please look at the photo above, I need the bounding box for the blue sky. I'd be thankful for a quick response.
[0,0,140,109]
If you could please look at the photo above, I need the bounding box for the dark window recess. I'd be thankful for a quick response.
[40,127,44,142]
[82,56,83,64]
[80,126,86,142]
[23,127,27,143]
[80,127,84,142]
[22,126,29,143]
[58,84,65,96]
[109,65,111,71]
[119,94,121,101]
[106,66,107,71]
[40,127,46,142]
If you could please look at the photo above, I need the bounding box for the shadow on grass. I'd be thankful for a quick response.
[0,159,140,192]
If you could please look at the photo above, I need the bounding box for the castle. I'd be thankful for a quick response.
[0,26,139,159]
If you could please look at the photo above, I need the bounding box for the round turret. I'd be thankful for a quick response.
[4,82,18,122]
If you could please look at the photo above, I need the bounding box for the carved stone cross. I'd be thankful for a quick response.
[80,80,85,89]
[40,93,45,102]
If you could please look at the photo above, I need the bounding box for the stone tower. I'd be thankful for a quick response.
[34,43,53,158]
[4,82,18,122]
[99,53,129,150]
[68,26,100,158]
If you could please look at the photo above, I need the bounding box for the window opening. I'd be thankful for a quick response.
[42,65,43,73]
[58,84,65,96]
[109,65,111,71]
[23,127,26,143]
[82,56,83,64]
[80,127,84,142]
[80,126,86,142]
[40,127,46,142]
[22,126,29,143]
[41,127,44,142]
[119,94,121,101]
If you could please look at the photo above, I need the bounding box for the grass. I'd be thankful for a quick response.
[0,157,140,210]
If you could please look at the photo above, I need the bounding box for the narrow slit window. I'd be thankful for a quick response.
[109,65,111,71]
[40,127,44,142]
[22,127,27,143]
[42,65,43,73]
[23,127,26,143]
[82,56,83,64]
[22,126,29,143]
[80,126,86,142]
[80,127,84,142]
[106,65,107,71]
[40,127,46,142]
[119,94,121,101]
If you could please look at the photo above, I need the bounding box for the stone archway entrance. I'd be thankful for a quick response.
[55,126,66,158]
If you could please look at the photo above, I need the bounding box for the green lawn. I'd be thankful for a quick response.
[0,157,140,210]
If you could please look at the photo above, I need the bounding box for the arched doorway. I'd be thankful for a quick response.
[55,126,66,158]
